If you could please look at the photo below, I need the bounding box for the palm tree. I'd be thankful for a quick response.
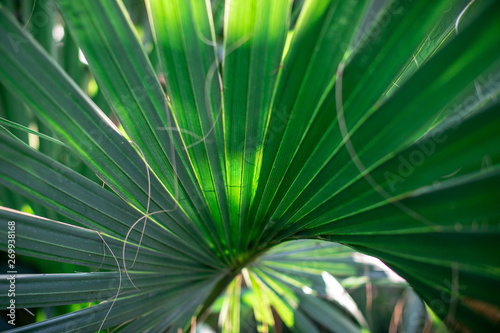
[0,0,499,331]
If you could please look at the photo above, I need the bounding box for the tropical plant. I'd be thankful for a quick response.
[0,0,499,332]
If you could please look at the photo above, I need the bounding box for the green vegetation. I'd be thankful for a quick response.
[0,0,499,332]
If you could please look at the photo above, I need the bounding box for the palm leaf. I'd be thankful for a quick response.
[0,0,499,331]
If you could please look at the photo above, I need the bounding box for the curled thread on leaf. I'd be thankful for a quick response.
[183,33,251,150]
[110,318,138,333]
[91,235,107,273]
[22,0,36,31]
[455,0,476,34]
[334,61,437,230]
[194,0,217,48]
[123,140,183,289]
[126,141,152,272]
[158,126,204,142]
[122,209,171,290]
[96,231,122,333]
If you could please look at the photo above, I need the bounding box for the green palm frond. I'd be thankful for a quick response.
[0,0,499,332]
